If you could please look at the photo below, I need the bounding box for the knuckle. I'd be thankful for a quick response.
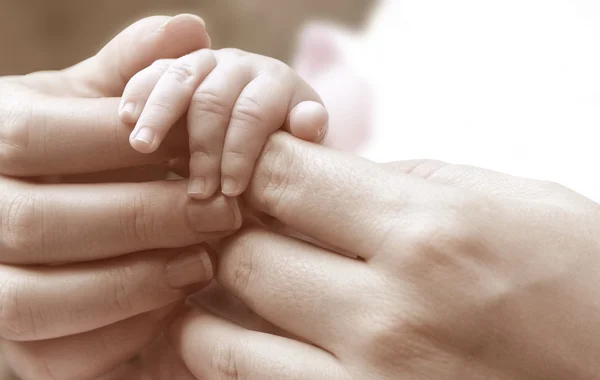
[164,60,198,84]
[264,57,291,77]
[218,48,247,58]
[191,89,230,119]
[145,99,173,116]
[0,274,37,340]
[231,247,255,302]
[189,150,220,174]
[405,197,480,260]
[254,137,298,217]
[211,339,247,380]
[193,49,217,65]
[120,189,156,247]
[0,95,32,175]
[0,190,44,262]
[151,59,173,71]
[231,96,265,127]
[104,267,136,315]
[190,149,212,161]
[221,149,248,167]
[143,99,174,120]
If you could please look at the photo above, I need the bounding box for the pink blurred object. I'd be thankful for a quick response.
[293,0,600,202]
[292,22,373,153]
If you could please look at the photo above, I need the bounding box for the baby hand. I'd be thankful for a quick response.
[119,48,329,198]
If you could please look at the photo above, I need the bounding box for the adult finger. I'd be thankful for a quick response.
[167,307,349,380]
[215,226,372,349]
[0,95,189,177]
[0,245,214,341]
[0,178,241,264]
[244,132,439,260]
[65,14,211,97]
[3,303,181,380]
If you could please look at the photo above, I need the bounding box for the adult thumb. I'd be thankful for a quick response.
[66,14,211,97]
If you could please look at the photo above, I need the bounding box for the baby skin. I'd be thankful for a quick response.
[118,48,329,199]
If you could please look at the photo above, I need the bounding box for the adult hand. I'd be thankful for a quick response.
[168,132,600,379]
[0,14,242,380]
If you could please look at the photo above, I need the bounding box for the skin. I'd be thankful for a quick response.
[165,133,600,380]
[4,10,600,380]
[0,14,242,380]
[120,48,329,199]
[11,130,600,379]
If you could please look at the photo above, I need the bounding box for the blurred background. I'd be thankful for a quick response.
[0,0,374,75]
[0,0,373,378]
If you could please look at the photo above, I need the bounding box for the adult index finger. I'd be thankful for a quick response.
[244,132,438,261]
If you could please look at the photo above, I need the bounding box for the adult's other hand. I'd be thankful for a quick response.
[0,14,243,380]
[170,132,600,380]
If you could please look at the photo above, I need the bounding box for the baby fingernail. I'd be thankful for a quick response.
[188,178,206,197]
[121,102,136,119]
[166,246,213,289]
[131,128,156,150]
[221,177,238,197]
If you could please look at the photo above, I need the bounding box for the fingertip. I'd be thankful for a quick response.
[129,127,159,154]
[221,176,243,198]
[288,101,329,143]
[188,177,212,200]
[119,101,139,124]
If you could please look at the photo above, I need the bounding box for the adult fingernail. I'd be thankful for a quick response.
[221,177,238,197]
[166,246,213,289]
[187,196,242,232]
[188,178,206,198]
[131,128,156,151]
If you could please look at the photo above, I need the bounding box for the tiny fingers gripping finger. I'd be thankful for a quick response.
[186,63,253,200]
[118,59,173,124]
[220,75,290,197]
[220,65,327,197]
[130,49,217,154]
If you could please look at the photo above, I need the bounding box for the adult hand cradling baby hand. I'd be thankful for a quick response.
[0,15,243,380]
[168,133,600,380]
[3,11,600,380]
